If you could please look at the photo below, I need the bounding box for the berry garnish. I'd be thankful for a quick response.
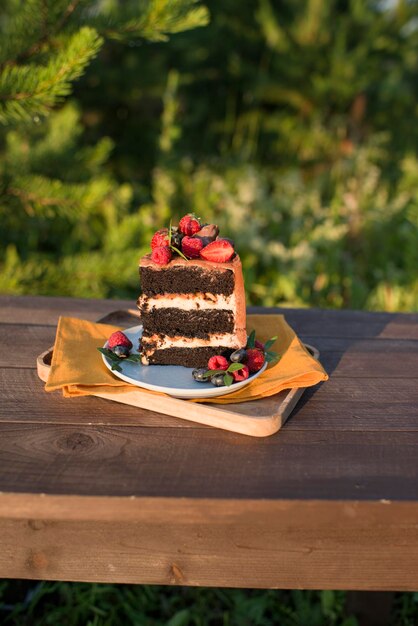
[192,368,208,382]
[151,228,169,249]
[113,345,130,358]
[230,348,247,363]
[151,246,172,265]
[246,330,280,364]
[179,214,201,236]
[200,239,235,263]
[208,355,229,370]
[232,364,249,382]
[170,227,184,249]
[195,224,219,242]
[98,341,142,372]
[211,373,226,387]
[195,359,248,387]
[181,236,204,259]
[217,236,235,248]
[108,331,133,350]
[246,348,265,373]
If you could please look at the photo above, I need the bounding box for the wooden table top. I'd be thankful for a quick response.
[0,294,417,590]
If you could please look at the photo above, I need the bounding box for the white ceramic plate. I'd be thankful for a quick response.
[101,324,267,399]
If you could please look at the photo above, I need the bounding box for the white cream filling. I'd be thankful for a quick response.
[138,292,236,311]
[141,332,244,354]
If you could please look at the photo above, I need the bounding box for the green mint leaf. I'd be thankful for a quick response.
[266,349,279,358]
[125,354,142,363]
[227,362,245,372]
[98,346,141,369]
[170,244,188,260]
[98,347,114,358]
[98,347,120,362]
[247,329,256,349]
[223,373,234,386]
[202,369,224,378]
[265,351,280,363]
[264,336,278,351]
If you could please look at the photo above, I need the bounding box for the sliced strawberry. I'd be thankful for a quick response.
[199,239,235,263]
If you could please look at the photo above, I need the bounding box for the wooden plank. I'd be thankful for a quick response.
[289,399,418,431]
[0,423,417,500]
[0,368,417,432]
[0,497,417,590]
[0,295,133,326]
[2,320,418,378]
[250,306,418,340]
[2,295,418,339]
[0,368,201,428]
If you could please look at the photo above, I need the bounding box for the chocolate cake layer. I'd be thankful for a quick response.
[140,266,234,296]
[147,346,234,368]
[141,309,234,339]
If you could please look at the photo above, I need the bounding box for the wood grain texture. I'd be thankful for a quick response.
[0,498,417,590]
[36,342,317,438]
[32,332,418,379]
[1,296,418,589]
[0,295,134,326]
[1,368,418,431]
[0,423,417,500]
[2,295,418,338]
[3,317,418,378]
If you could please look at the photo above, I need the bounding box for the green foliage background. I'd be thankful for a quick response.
[1,0,417,311]
[1,1,418,624]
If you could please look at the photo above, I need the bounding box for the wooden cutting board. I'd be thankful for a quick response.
[36,309,319,437]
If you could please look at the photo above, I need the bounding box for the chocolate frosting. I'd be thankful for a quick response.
[138,253,247,346]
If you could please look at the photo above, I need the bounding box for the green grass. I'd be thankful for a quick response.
[1,581,418,625]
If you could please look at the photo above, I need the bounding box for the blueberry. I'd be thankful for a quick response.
[192,368,208,382]
[230,348,247,363]
[113,345,130,358]
[211,373,226,387]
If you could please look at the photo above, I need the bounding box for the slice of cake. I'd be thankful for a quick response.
[137,216,246,368]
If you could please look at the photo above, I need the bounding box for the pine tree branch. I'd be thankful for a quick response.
[2,0,82,69]
[0,27,103,123]
[6,185,75,213]
[19,0,82,63]
[95,0,209,42]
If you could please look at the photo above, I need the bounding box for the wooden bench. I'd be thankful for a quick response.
[0,295,417,604]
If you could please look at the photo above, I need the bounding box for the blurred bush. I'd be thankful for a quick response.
[1,0,417,311]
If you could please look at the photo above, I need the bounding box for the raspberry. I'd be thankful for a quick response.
[181,235,203,258]
[200,239,234,263]
[108,331,133,350]
[208,355,229,371]
[151,228,169,249]
[246,348,265,373]
[151,246,172,265]
[179,214,200,235]
[255,340,265,351]
[232,364,249,382]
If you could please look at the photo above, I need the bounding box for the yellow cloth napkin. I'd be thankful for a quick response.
[45,314,328,403]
